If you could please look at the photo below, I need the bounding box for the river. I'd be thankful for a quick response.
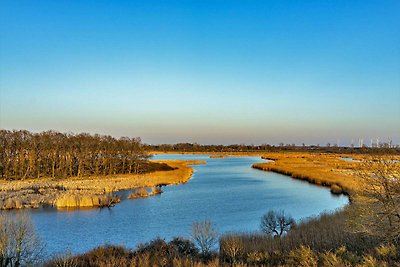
[24,154,348,256]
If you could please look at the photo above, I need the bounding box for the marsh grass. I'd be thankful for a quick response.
[252,152,375,196]
[1,160,204,210]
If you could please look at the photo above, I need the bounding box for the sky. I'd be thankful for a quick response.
[0,0,399,146]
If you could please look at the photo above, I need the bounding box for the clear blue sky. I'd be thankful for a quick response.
[1,0,399,145]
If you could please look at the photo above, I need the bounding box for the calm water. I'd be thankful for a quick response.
[23,155,348,256]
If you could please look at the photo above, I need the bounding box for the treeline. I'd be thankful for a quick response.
[0,130,150,180]
[145,143,400,154]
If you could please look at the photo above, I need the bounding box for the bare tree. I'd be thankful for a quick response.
[220,234,243,264]
[0,130,150,180]
[191,220,218,256]
[47,252,78,267]
[260,210,295,237]
[0,212,43,267]
[351,157,400,244]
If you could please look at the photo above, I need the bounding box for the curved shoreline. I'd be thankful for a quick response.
[252,163,349,196]
[0,160,205,210]
[154,151,373,200]
[249,152,370,202]
[3,152,396,210]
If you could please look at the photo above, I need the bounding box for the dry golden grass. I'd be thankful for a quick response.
[54,159,205,208]
[252,152,400,196]
[0,160,205,209]
[151,151,400,197]
[150,151,263,156]
[209,155,229,158]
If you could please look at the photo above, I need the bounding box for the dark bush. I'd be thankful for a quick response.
[169,237,199,258]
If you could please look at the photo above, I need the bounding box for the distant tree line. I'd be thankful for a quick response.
[145,143,400,154]
[0,130,150,180]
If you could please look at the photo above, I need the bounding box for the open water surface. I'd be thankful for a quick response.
[22,154,348,255]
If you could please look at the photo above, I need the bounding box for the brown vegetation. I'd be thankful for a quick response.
[0,160,205,209]
[252,152,374,195]
[14,151,400,266]
[351,158,400,244]
[209,155,229,159]
[0,130,149,180]
[146,142,400,155]
[127,185,163,199]
[44,238,218,267]
[4,140,400,265]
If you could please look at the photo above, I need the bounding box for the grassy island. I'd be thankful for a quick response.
[0,159,204,209]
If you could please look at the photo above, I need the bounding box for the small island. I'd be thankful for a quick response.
[209,154,229,159]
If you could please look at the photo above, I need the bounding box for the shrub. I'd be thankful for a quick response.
[45,252,78,267]
[287,245,318,267]
[246,251,270,265]
[356,255,387,267]
[76,245,132,267]
[169,237,199,258]
[220,234,244,264]
[374,243,397,260]
[320,251,351,267]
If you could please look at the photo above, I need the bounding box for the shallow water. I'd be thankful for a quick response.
[22,154,348,256]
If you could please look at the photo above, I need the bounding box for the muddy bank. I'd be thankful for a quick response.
[0,160,205,210]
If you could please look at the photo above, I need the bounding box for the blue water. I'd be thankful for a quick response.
[24,154,348,256]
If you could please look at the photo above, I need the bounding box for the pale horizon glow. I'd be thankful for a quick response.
[1,1,399,145]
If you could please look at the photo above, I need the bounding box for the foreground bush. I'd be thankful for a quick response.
[230,208,381,257]
[45,242,400,267]
[43,209,399,266]
[45,238,211,267]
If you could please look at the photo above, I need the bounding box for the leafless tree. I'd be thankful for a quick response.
[260,210,295,237]
[351,157,400,244]
[0,130,149,180]
[191,220,218,256]
[0,212,43,267]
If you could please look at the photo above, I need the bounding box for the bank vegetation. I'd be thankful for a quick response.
[0,130,204,210]
[41,154,399,266]
[0,130,150,180]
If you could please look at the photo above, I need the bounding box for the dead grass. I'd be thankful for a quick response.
[153,151,400,198]
[252,152,376,196]
[209,155,229,158]
[0,160,205,209]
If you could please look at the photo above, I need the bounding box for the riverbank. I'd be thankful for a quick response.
[252,153,363,196]
[252,152,399,197]
[0,159,205,210]
[152,151,399,198]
